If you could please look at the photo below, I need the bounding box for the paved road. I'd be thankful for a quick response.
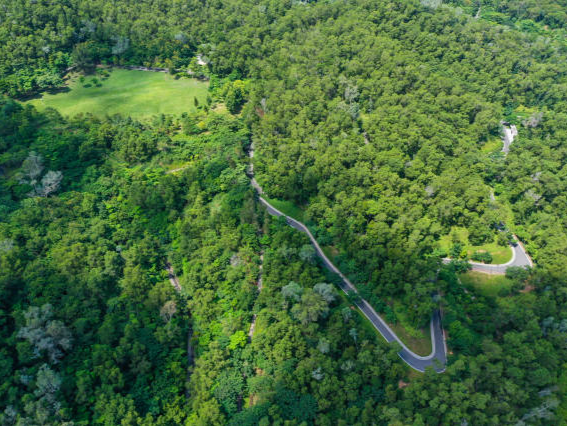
[442,239,532,274]
[246,132,533,371]
[248,146,446,372]
[468,240,532,274]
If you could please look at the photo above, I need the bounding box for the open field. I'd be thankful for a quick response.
[389,300,432,356]
[262,196,306,223]
[459,271,514,298]
[439,226,513,264]
[27,69,209,117]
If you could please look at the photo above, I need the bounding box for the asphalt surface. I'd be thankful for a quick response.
[468,241,532,274]
[248,144,446,372]
[442,238,533,274]
[246,136,533,372]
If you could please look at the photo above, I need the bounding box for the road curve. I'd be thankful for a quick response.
[248,147,446,372]
[470,240,532,274]
[442,238,532,275]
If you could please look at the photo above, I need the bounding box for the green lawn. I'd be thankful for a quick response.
[459,271,514,298]
[389,300,432,356]
[439,226,513,264]
[481,136,503,153]
[263,196,306,222]
[27,69,209,117]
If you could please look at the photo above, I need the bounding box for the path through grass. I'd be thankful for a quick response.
[27,69,209,117]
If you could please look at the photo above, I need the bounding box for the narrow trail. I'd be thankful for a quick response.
[165,262,193,398]
[165,165,190,175]
[446,124,533,274]
[246,143,447,372]
[166,262,181,291]
[248,252,264,340]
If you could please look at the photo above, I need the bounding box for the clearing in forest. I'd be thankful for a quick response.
[459,271,515,298]
[439,226,513,264]
[26,69,209,117]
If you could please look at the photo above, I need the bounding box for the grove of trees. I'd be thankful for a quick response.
[1,0,566,423]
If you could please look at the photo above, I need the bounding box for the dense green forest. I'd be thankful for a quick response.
[1,0,567,424]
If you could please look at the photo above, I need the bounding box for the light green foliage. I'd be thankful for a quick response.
[27,70,209,117]
[0,0,566,423]
[440,227,513,264]
[459,271,515,298]
[228,331,247,350]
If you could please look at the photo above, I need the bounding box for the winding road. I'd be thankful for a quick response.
[248,145,447,372]
[469,240,532,274]
[247,123,533,372]
[442,125,533,274]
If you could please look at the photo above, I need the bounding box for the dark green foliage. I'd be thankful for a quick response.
[0,0,566,423]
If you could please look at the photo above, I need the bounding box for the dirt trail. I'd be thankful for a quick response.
[248,253,264,340]
[164,262,193,398]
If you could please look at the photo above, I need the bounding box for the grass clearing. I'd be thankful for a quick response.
[263,196,306,222]
[459,271,514,298]
[389,300,432,356]
[439,226,513,264]
[481,136,503,153]
[27,69,209,117]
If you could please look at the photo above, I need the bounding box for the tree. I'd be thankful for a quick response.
[160,301,177,323]
[291,289,329,325]
[17,304,72,363]
[281,281,303,302]
[19,151,44,184]
[313,283,336,304]
[505,266,530,282]
[37,170,63,197]
[228,330,247,350]
[72,42,96,72]
[299,244,317,264]
[213,371,244,416]
[225,80,247,114]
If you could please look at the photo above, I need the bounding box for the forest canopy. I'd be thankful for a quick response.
[1,0,566,424]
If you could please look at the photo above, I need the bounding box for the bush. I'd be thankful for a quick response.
[505,266,530,282]
[471,251,493,264]
[450,242,464,259]
[384,306,397,324]
[497,232,509,247]
[468,222,493,245]
[432,247,448,258]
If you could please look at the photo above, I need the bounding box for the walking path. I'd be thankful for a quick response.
[165,262,193,397]
[248,253,264,340]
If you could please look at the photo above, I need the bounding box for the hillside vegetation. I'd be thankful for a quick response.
[1,0,566,424]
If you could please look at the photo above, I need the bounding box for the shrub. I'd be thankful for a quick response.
[471,251,493,264]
